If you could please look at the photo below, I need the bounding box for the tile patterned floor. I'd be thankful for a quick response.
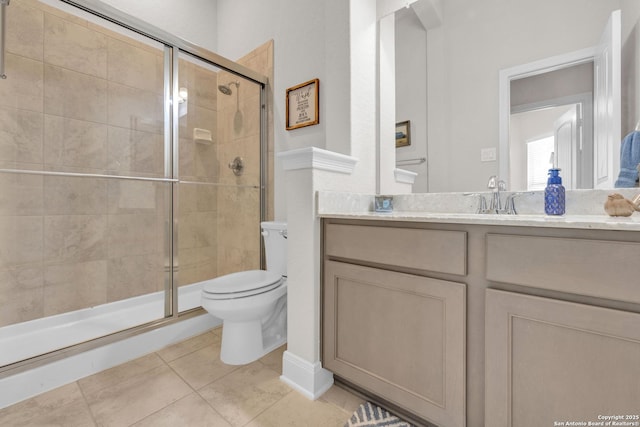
[0,327,365,426]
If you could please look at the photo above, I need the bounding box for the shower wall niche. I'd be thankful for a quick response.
[0,0,269,367]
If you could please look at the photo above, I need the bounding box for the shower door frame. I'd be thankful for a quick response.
[1,0,268,374]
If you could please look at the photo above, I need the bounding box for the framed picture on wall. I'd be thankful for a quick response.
[286,78,319,130]
[396,120,411,147]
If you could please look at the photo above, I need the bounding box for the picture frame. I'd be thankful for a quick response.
[286,78,319,130]
[396,120,411,147]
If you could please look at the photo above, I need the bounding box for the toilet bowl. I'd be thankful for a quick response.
[201,221,287,365]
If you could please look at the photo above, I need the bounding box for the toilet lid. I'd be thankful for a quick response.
[202,270,283,298]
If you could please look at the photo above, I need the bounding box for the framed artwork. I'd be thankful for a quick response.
[286,78,319,130]
[396,120,411,147]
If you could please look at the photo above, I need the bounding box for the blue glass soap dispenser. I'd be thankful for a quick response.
[544,168,565,215]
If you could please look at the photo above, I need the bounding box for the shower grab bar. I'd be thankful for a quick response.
[0,0,9,79]
[396,157,426,165]
[0,168,179,183]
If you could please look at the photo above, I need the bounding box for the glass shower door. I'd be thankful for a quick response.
[0,0,267,369]
[0,0,170,366]
[175,52,263,312]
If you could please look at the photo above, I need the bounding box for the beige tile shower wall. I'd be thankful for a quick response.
[177,59,220,286]
[215,41,273,276]
[216,187,261,276]
[177,183,219,286]
[0,0,166,328]
[242,40,274,222]
[176,42,272,284]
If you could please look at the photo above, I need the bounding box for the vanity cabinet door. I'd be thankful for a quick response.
[485,289,640,427]
[323,260,466,427]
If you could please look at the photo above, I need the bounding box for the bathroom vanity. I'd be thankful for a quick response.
[320,194,640,427]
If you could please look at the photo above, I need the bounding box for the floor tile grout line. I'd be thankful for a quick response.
[76,352,195,427]
[75,352,168,400]
[162,350,206,395]
[155,330,222,364]
[1,382,101,427]
[204,397,235,427]
[153,329,230,391]
[76,380,101,427]
[122,334,228,427]
[188,358,243,391]
[159,343,251,423]
[194,388,237,427]
[122,391,202,427]
[4,331,361,426]
[187,356,257,427]
[239,387,295,427]
[191,358,291,427]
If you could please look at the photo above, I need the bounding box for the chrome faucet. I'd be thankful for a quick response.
[487,176,506,214]
[467,178,532,215]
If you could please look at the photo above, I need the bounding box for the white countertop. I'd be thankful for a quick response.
[318,210,640,231]
[317,190,640,231]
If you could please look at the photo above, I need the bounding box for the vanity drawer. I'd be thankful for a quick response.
[324,223,467,275]
[486,233,640,303]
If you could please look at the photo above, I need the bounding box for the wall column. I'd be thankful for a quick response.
[277,148,358,399]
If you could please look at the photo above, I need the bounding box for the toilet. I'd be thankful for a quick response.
[201,221,287,365]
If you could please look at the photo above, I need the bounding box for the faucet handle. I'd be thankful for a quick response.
[502,191,534,215]
[498,180,507,191]
[503,194,517,215]
[464,193,488,214]
[478,195,488,213]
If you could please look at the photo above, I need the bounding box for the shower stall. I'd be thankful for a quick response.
[0,0,269,372]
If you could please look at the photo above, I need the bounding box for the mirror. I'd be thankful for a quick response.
[390,0,640,193]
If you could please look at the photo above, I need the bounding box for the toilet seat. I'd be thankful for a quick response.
[202,270,283,300]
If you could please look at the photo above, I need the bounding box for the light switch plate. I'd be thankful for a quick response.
[481,147,497,162]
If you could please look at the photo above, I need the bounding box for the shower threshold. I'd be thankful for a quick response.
[0,283,204,368]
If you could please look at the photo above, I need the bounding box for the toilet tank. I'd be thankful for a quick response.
[261,221,287,276]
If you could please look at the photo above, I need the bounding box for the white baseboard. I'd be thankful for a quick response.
[280,350,334,400]
[0,314,220,410]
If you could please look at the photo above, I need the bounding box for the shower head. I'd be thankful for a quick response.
[218,84,233,95]
[218,81,240,95]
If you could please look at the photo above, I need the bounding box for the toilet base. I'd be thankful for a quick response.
[219,297,287,365]
[220,324,286,365]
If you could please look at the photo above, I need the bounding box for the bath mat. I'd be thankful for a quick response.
[344,401,414,427]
